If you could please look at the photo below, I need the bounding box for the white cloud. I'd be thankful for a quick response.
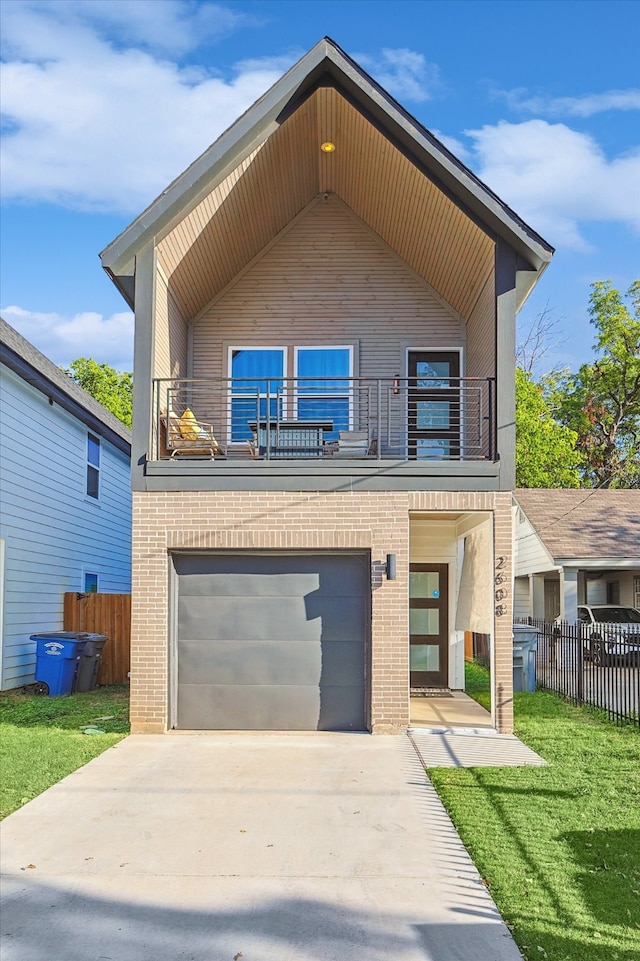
[1,0,248,58]
[464,120,640,249]
[356,47,441,103]
[0,1,287,212]
[497,86,640,118]
[1,305,134,371]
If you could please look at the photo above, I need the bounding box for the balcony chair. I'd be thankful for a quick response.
[160,408,223,458]
[325,430,373,458]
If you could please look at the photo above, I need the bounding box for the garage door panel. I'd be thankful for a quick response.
[178,639,322,686]
[179,596,368,643]
[318,685,366,732]
[178,684,321,730]
[305,597,368,642]
[174,554,368,596]
[316,640,365,686]
[177,571,321,598]
[179,596,323,642]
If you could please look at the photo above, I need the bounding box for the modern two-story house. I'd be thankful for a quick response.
[100,38,553,735]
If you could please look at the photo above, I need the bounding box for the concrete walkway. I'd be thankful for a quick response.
[410,692,546,768]
[1,733,524,961]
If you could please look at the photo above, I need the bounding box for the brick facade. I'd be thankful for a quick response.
[131,490,514,735]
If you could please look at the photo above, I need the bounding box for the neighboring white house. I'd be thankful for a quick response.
[0,317,132,690]
[513,488,640,624]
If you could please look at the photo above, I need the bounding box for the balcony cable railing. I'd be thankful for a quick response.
[153,375,495,462]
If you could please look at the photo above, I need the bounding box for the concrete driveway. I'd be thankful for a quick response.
[1,733,523,961]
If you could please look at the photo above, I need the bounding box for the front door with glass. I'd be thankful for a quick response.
[407,351,461,459]
[409,563,449,688]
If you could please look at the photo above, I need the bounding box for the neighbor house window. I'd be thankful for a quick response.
[84,573,98,593]
[295,346,353,438]
[229,348,286,442]
[87,434,100,498]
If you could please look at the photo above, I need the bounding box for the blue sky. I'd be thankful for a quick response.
[1,0,639,372]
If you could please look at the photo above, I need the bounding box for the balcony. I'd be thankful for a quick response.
[151,376,496,465]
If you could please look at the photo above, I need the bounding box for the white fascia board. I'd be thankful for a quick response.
[555,558,640,570]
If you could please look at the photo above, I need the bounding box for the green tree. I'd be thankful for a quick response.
[549,280,640,488]
[66,358,133,428]
[515,367,582,487]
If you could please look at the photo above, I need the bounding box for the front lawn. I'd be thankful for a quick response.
[0,686,129,819]
[429,665,640,961]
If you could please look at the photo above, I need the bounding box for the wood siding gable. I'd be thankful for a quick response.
[192,197,466,381]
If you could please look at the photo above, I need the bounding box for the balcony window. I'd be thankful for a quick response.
[295,346,352,438]
[229,348,286,442]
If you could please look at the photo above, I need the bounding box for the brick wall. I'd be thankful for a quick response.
[131,489,514,733]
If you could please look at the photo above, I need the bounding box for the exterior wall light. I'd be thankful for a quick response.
[386,554,397,580]
[320,142,336,153]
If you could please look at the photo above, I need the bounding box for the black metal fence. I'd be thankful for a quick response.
[516,618,639,728]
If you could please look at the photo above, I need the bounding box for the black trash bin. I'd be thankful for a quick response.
[74,634,109,692]
[32,632,89,696]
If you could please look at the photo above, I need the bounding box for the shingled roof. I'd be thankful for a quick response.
[1,317,131,455]
[514,489,640,562]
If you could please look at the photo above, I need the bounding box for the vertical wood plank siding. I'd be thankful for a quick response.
[156,87,494,322]
[63,592,131,685]
[193,199,466,382]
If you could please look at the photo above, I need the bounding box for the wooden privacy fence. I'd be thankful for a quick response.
[63,593,131,685]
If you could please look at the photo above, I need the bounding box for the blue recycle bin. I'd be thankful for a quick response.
[32,632,88,696]
[512,625,539,693]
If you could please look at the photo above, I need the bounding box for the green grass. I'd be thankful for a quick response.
[0,686,129,819]
[428,665,640,961]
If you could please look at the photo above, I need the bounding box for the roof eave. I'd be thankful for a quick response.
[100,36,553,291]
[555,558,640,570]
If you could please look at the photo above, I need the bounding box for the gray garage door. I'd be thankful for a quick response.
[173,552,369,731]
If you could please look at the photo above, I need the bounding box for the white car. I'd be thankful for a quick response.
[578,605,640,666]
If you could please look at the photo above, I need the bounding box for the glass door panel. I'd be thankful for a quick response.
[409,570,440,599]
[408,352,460,459]
[410,645,441,672]
[410,608,440,635]
[409,563,448,688]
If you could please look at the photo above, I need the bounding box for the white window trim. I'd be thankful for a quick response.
[83,571,99,594]
[227,346,288,445]
[87,433,100,499]
[293,345,354,428]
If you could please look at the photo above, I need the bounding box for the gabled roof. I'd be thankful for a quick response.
[0,317,131,455]
[101,37,553,315]
[514,489,640,562]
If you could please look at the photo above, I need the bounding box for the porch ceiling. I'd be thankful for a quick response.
[156,86,495,321]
